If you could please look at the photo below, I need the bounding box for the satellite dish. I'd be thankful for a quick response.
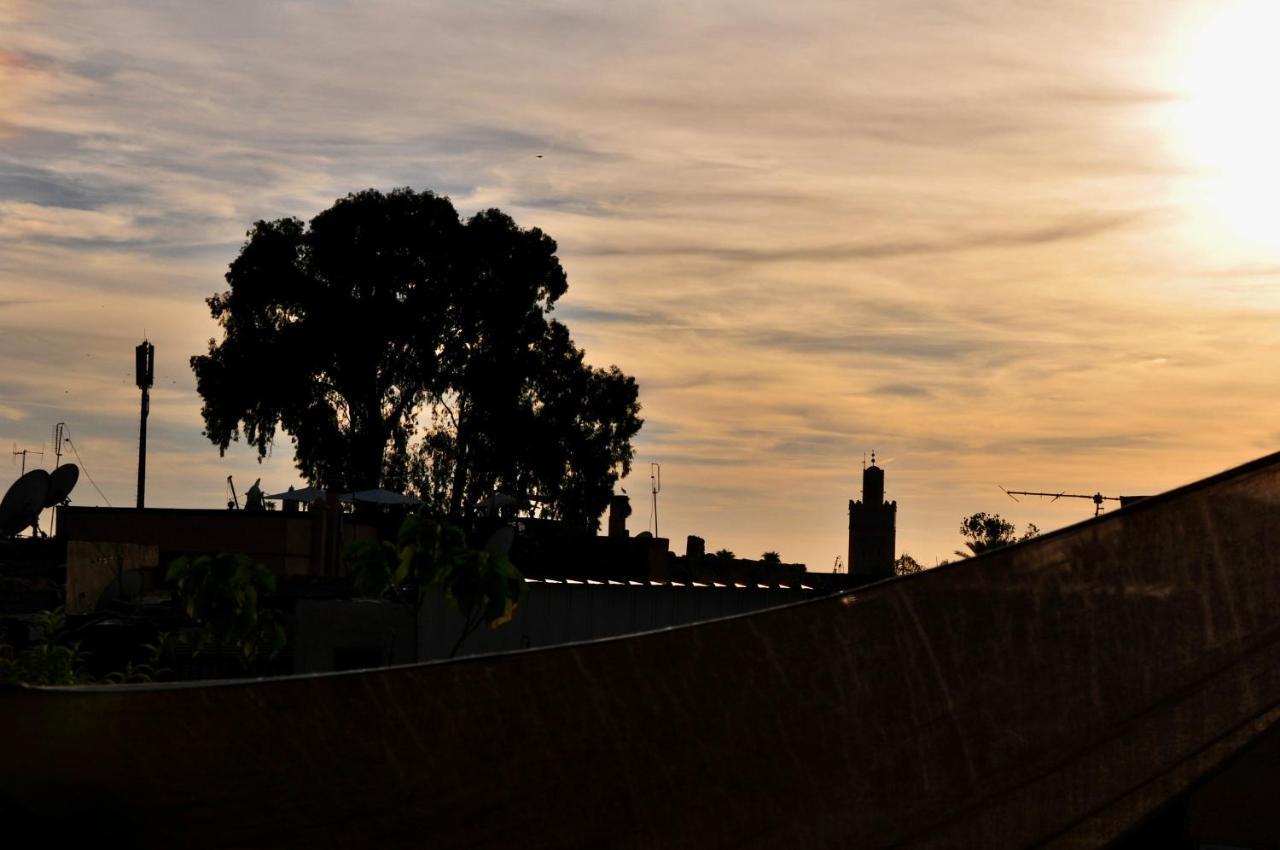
[44,463,79,507]
[0,469,51,537]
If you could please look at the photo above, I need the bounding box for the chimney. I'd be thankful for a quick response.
[607,494,632,538]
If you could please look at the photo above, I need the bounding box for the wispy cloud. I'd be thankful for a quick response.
[0,0,1272,566]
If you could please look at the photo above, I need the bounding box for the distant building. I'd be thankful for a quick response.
[848,455,896,582]
[39,493,827,674]
[57,504,378,613]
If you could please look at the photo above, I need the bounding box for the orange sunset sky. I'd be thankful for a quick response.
[3,0,1280,569]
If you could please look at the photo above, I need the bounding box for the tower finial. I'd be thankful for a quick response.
[870,449,876,466]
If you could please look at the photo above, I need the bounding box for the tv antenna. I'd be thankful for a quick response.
[1000,486,1122,517]
[46,423,67,535]
[650,462,661,537]
[11,444,43,475]
[51,422,67,469]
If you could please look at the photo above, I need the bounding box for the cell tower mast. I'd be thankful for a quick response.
[135,339,154,509]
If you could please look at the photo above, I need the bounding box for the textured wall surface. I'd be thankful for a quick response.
[6,453,1280,848]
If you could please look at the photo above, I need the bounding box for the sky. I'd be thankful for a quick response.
[4,0,1280,570]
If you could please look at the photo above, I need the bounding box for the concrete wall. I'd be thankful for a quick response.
[65,541,159,613]
[294,579,815,672]
[294,599,416,671]
[59,506,378,581]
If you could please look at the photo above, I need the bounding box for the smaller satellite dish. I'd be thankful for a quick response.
[0,469,51,537]
[44,463,80,507]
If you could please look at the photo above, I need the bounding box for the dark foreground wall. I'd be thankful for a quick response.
[7,453,1280,847]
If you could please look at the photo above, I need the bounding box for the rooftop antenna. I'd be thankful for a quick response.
[51,422,66,469]
[650,462,661,537]
[46,423,69,535]
[1000,485,1123,517]
[135,338,154,509]
[11,443,43,476]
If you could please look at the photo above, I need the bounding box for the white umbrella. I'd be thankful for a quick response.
[476,493,529,513]
[265,486,328,502]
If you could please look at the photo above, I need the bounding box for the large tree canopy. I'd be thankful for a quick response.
[192,188,642,530]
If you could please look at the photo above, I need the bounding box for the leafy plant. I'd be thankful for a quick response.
[0,608,92,686]
[100,634,174,685]
[348,514,526,659]
[166,554,288,665]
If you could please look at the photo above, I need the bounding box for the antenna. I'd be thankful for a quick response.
[1000,486,1125,517]
[11,444,44,476]
[650,462,661,537]
[51,422,66,469]
[46,423,68,535]
[135,339,154,509]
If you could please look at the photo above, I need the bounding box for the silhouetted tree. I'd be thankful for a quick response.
[760,551,781,565]
[894,554,923,575]
[712,549,736,560]
[192,188,641,528]
[410,318,641,531]
[956,513,1039,558]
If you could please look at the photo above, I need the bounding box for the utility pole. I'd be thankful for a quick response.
[135,339,154,509]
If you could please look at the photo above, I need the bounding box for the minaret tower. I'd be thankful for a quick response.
[848,451,897,581]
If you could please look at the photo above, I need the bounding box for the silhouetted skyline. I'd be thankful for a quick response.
[2,1,1278,567]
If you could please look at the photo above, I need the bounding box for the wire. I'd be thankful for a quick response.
[63,434,112,507]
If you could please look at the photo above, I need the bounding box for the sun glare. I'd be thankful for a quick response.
[1171,0,1280,251]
